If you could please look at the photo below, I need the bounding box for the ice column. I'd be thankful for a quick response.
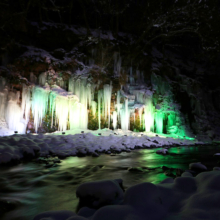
[5,91,26,133]
[32,86,50,132]
[21,84,31,122]
[49,91,56,128]
[144,99,155,132]
[91,101,97,117]
[103,84,112,128]
[0,88,7,120]
[155,112,164,134]
[98,90,103,130]
[112,111,117,130]
[120,99,130,130]
[117,91,121,122]
[68,77,95,129]
[39,72,47,86]
[69,95,80,130]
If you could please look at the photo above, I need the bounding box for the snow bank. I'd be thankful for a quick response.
[33,171,220,220]
[0,129,201,165]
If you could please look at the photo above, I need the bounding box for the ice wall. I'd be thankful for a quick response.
[0,66,190,136]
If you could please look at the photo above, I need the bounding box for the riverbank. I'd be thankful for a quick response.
[0,128,203,165]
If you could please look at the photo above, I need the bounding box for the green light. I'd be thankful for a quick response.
[155,112,164,134]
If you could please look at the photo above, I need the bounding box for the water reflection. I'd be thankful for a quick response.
[0,145,220,220]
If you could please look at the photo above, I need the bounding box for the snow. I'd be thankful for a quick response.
[33,171,220,220]
[156,148,168,155]
[0,128,202,165]
[189,162,207,171]
[76,179,123,209]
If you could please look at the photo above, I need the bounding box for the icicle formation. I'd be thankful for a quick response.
[112,111,117,130]
[155,112,164,134]
[49,91,56,128]
[117,91,121,121]
[103,84,112,128]
[21,84,31,122]
[98,90,103,130]
[5,91,26,133]
[144,98,155,132]
[50,85,83,131]
[55,96,69,131]
[91,101,97,117]
[39,72,47,86]
[68,77,95,129]
[32,86,50,132]
[68,95,81,130]
[0,78,7,120]
[97,84,112,129]
[120,99,130,130]
[0,80,31,134]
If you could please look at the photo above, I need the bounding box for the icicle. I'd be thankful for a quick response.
[120,99,130,130]
[0,87,7,120]
[39,72,47,86]
[117,90,121,122]
[98,90,103,130]
[103,83,112,128]
[69,95,80,129]
[55,95,69,131]
[155,111,164,134]
[21,84,31,122]
[68,77,95,129]
[91,101,97,117]
[134,109,136,125]
[49,91,57,128]
[57,77,65,89]
[5,91,26,133]
[112,111,117,130]
[144,98,155,132]
[87,83,92,107]
[168,112,176,127]
[30,72,37,84]
[32,86,50,132]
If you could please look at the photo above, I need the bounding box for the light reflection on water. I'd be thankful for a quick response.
[0,145,220,220]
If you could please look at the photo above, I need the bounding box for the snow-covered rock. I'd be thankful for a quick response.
[0,130,198,165]
[33,210,76,220]
[76,179,124,209]
[156,148,168,155]
[33,171,220,220]
[189,162,207,172]
[181,171,193,177]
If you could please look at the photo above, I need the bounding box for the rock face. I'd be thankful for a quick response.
[0,1,220,139]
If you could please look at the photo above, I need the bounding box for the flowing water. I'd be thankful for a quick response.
[0,145,220,220]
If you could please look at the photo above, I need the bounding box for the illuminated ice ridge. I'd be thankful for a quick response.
[0,74,190,138]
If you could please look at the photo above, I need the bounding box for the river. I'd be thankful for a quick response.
[0,144,219,220]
